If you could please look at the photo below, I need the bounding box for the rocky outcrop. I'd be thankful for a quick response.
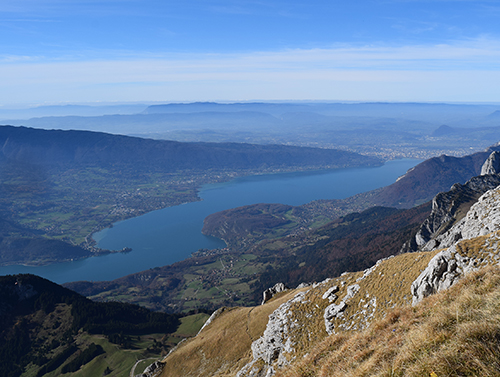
[323,258,391,335]
[411,246,473,305]
[197,307,226,335]
[323,301,347,335]
[261,283,288,305]
[424,185,500,250]
[321,285,339,302]
[138,361,165,377]
[481,151,500,175]
[401,168,500,253]
[323,283,361,335]
[237,290,310,377]
[411,186,500,304]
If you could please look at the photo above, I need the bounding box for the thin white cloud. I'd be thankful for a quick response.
[0,38,499,103]
[0,55,40,63]
[0,0,145,18]
[7,37,499,69]
[206,0,307,18]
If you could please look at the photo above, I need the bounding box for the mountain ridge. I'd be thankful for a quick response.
[160,178,500,377]
[201,146,500,252]
[6,101,500,161]
[1,125,381,170]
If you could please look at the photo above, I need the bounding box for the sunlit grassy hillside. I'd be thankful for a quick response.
[160,226,500,377]
[159,250,439,377]
[158,288,310,377]
[277,265,500,377]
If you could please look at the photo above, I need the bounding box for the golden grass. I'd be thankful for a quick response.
[159,251,439,377]
[279,250,439,360]
[159,288,309,377]
[158,231,500,377]
[277,265,500,377]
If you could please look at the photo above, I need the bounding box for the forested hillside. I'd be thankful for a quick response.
[0,274,180,377]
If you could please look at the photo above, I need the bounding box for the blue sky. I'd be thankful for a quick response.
[1,0,500,105]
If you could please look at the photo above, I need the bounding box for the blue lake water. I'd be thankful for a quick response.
[0,159,421,284]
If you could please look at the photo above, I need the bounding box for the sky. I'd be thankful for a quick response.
[1,0,500,105]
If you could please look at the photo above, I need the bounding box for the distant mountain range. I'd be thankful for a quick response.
[4,101,500,160]
[142,101,500,122]
[0,104,147,119]
[0,125,381,171]
[6,102,500,133]
[4,101,500,121]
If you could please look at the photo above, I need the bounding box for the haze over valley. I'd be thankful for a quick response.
[3,99,500,377]
[4,117,500,376]
[4,101,500,160]
[3,0,500,376]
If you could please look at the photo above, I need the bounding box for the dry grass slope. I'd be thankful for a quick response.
[277,265,500,377]
[262,250,440,368]
[159,251,438,377]
[159,289,309,377]
[159,227,500,377]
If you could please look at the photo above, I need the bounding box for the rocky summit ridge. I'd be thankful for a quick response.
[402,150,500,253]
[411,184,500,305]
[159,152,500,377]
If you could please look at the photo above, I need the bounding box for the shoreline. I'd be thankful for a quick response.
[0,159,422,285]
[86,161,386,254]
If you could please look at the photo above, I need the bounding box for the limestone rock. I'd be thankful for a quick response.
[238,291,309,377]
[322,286,339,302]
[401,173,500,253]
[323,302,347,335]
[411,247,466,304]
[481,151,500,175]
[197,307,226,335]
[137,361,164,377]
[296,282,311,289]
[261,283,288,305]
[323,283,361,335]
[411,186,500,305]
[424,185,500,251]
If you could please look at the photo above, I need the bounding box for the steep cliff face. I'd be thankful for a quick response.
[481,150,500,175]
[401,151,500,253]
[411,186,500,304]
[160,181,500,377]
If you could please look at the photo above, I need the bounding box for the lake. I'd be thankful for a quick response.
[0,159,421,283]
